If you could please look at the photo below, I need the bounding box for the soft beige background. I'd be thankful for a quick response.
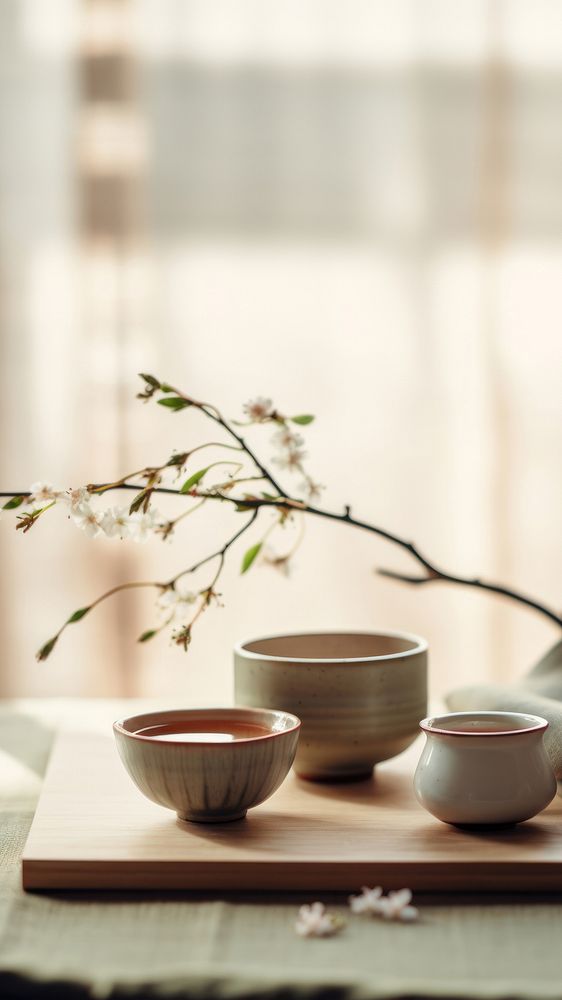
[0,0,560,702]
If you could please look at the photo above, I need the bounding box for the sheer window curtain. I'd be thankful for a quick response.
[0,0,560,701]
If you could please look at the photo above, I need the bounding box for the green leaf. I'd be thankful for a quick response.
[138,629,157,643]
[67,606,90,624]
[157,397,191,411]
[180,467,210,493]
[36,636,58,661]
[241,542,262,574]
[291,414,315,426]
[139,373,160,388]
[160,383,174,393]
[3,495,25,510]
[129,488,150,515]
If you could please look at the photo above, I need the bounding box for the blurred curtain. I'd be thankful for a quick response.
[0,0,560,701]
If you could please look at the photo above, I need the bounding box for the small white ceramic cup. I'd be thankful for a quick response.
[414,711,556,827]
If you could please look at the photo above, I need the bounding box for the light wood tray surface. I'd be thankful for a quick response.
[22,731,562,892]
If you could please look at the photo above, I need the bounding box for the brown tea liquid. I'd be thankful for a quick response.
[135,720,272,743]
[437,721,526,734]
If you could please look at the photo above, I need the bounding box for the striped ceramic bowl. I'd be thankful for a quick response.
[114,707,301,823]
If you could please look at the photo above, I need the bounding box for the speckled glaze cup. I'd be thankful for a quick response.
[234,631,428,781]
[114,707,301,823]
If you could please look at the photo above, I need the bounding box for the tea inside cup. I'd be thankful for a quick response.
[420,711,549,737]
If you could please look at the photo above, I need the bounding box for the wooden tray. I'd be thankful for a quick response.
[22,730,562,892]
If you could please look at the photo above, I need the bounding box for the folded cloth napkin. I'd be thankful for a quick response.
[446,639,562,780]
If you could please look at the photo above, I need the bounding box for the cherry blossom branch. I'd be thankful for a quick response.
[3,372,560,665]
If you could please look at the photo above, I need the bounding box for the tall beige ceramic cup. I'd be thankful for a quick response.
[234,630,427,781]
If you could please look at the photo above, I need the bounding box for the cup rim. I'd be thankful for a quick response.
[420,711,549,737]
[113,706,301,746]
[234,629,428,664]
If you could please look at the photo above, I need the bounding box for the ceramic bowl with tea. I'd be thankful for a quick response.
[234,630,427,781]
[114,706,301,823]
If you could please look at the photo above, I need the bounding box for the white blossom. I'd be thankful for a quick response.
[156,584,197,622]
[129,507,161,543]
[272,427,304,451]
[61,486,92,511]
[299,478,324,502]
[295,902,343,938]
[349,886,384,916]
[262,546,291,577]
[272,448,307,472]
[377,889,419,922]
[243,397,274,422]
[29,481,61,506]
[72,501,102,538]
[349,886,418,922]
[101,506,132,540]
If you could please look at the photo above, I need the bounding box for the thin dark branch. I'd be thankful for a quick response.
[377,569,431,585]
[169,510,258,586]
[377,566,562,627]
[201,408,286,496]
[197,494,562,629]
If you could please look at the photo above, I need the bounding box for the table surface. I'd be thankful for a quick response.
[1,698,562,1000]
